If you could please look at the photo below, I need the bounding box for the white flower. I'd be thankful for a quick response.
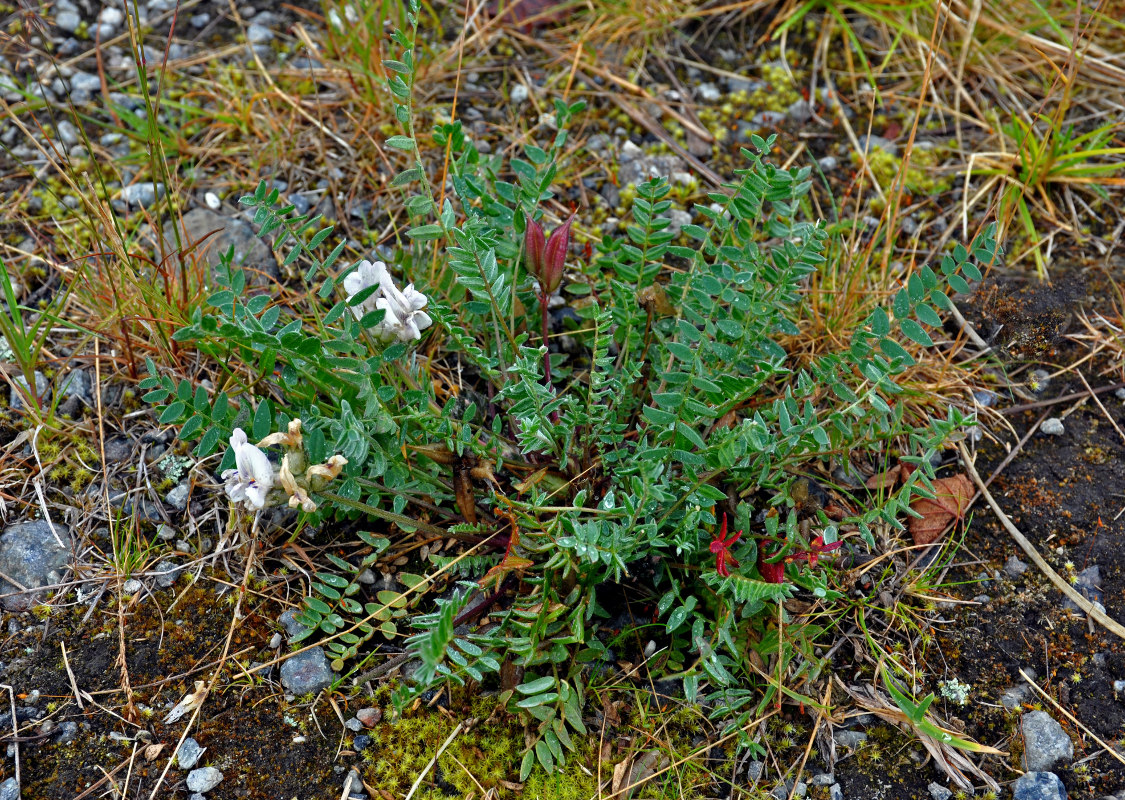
[343,260,433,343]
[221,428,274,510]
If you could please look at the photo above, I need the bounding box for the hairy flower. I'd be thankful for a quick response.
[524,213,574,294]
[221,428,274,510]
[343,259,432,342]
[709,515,742,578]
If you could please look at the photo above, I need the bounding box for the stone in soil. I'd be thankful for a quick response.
[832,729,867,749]
[153,560,183,588]
[1039,417,1065,436]
[177,737,205,769]
[279,608,311,639]
[1004,554,1029,578]
[185,766,224,793]
[145,208,279,287]
[165,481,190,511]
[0,521,72,611]
[121,182,165,208]
[1012,771,1067,800]
[927,782,952,800]
[1021,710,1073,771]
[280,647,335,694]
[356,707,381,727]
[0,778,16,800]
[10,372,49,411]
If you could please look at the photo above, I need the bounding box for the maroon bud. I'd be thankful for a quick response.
[524,213,574,294]
[524,217,546,286]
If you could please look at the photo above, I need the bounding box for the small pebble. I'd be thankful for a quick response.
[177,737,205,769]
[246,24,274,44]
[1004,555,1029,578]
[356,707,381,727]
[204,191,221,210]
[186,766,223,793]
[510,84,529,105]
[1039,417,1064,436]
[344,717,363,732]
[927,783,952,800]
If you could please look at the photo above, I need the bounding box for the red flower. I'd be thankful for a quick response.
[756,535,843,583]
[709,515,742,578]
[788,535,842,568]
[757,539,787,584]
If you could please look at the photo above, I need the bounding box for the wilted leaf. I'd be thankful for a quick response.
[908,474,974,545]
[144,743,165,761]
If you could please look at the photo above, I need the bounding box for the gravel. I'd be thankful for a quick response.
[1022,710,1073,771]
[927,782,952,800]
[186,766,224,793]
[0,521,73,610]
[280,647,335,694]
[1013,771,1068,800]
[1039,417,1065,436]
[177,737,205,769]
[56,11,82,33]
[121,182,165,208]
[1004,555,1029,578]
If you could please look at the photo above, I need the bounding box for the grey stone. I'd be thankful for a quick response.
[1022,710,1073,771]
[344,717,363,732]
[269,633,282,649]
[164,481,190,512]
[1001,684,1031,710]
[279,609,311,639]
[189,795,205,800]
[1012,771,1067,800]
[56,720,78,744]
[510,84,529,105]
[832,729,867,749]
[746,759,763,781]
[246,24,273,44]
[1114,680,1125,692]
[59,369,92,404]
[56,11,82,32]
[787,99,813,123]
[810,773,834,786]
[697,82,721,102]
[122,578,142,594]
[0,521,72,610]
[148,208,279,286]
[153,560,183,588]
[749,110,787,128]
[666,209,692,237]
[98,7,124,28]
[618,152,686,189]
[280,647,336,694]
[1005,555,1029,578]
[10,372,49,410]
[928,782,952,800]
[818,156,838,172]
[190,12,211,28]
[1063,566,1103,611]
[829,784,843,800]
[1039,417,1064,436]
[0,778,17,800]
[121,182,165,208]
[177,737,205,769]
[57,120,80,146]
[185,766,223,792]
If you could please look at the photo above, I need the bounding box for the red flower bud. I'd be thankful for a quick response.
[524,213,574,294]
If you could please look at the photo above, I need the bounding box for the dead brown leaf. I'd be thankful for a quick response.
[908,474,974,546]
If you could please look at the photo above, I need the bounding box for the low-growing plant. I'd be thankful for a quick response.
[140,0,999,779]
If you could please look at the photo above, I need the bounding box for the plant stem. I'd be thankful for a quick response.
[540,290,559,424]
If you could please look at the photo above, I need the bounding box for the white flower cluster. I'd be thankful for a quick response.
[221,422,346,512]
[343,260,432,343]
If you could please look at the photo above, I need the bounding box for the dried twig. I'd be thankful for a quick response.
[1019,669,1125,768]
[959,443,1125,640]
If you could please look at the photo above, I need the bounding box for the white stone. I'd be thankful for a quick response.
[1039,417,1064,436]
[510,84,528,105]
[204,191,221,210]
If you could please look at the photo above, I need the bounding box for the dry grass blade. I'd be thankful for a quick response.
[835,679,1001,792]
